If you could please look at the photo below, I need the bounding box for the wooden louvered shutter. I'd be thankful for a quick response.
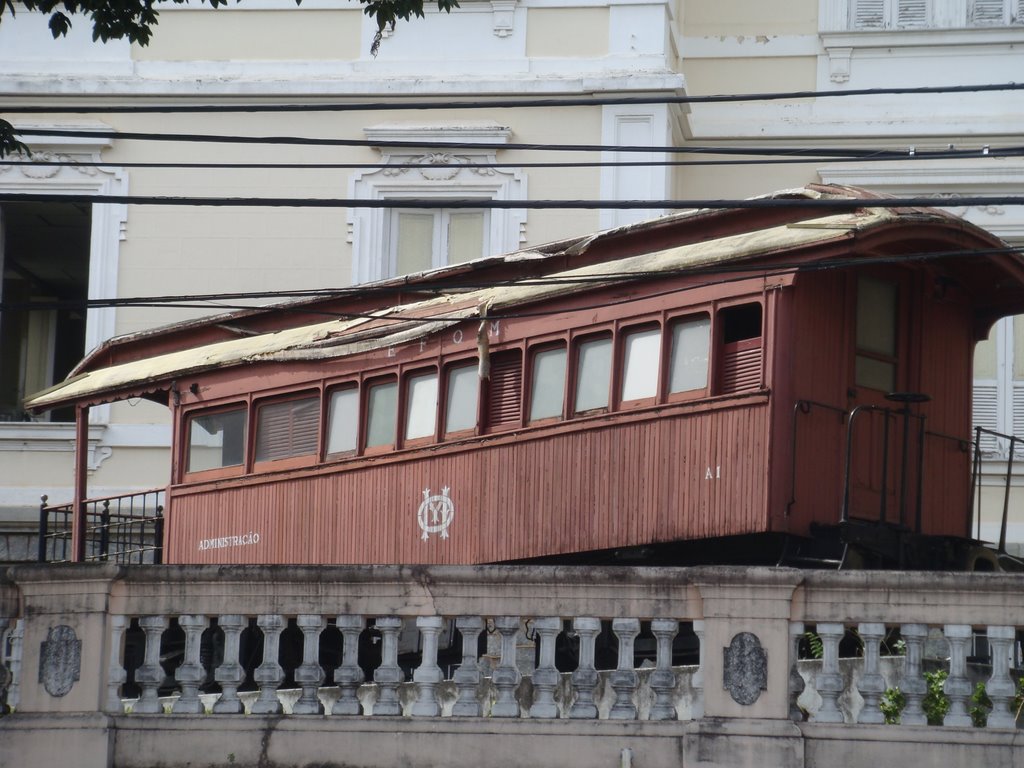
[720,337,763,394]
[486,350,523,431]
[896,0,928,26]
[1017,0,1024,23]
[852,0,887,28]
[255,396,319,462]
[969,0,1008,25]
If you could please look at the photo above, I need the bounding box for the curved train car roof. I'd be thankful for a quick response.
[24,184,1024,413]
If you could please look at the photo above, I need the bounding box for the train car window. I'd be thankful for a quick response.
[405,370,439,441]
[486,349,523,431]
[254,396,319,463]
[186,407,246,473]
[621,326,661,402]
[855,277,898,391]
[326,386,359,455]
[574,335,612,413]
[718,303,762,394]
[528,344,567,422]
[366,378,399,449]
[669,315,711,394]
[445,362,479,435]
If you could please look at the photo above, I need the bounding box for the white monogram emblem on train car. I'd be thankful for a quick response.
[418,486,455,541]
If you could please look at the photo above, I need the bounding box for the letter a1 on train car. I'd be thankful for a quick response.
[418,487,455,541]
[705,466,721,480]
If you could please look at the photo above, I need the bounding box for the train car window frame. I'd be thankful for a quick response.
[402,367,440,447]
[666,313,712,401]
[364,375,399,454]
[572,332,613,415]
[854,276,900,393]
[325,383,360,459]
[443,358,480,438]
[527,341,569,424]
[485,347,524,433]
[618,322,663,409]
[715,301,764,395]
[252,392,321,471]
[182,403,249,481]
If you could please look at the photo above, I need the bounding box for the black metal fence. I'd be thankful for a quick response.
[38,489,165,564]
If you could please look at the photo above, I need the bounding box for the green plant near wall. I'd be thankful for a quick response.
[881,673,1023,726]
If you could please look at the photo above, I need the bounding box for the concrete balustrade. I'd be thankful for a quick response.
[0,565,1022,768]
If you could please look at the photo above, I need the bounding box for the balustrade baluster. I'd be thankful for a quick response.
[251,614,286,715]
[788,622,805,722]
[529,616,562,718]
[856,623,885,724]
[452,616,484,717]
[942,624,973,726]
[899,623,928,725]
[8,620,23,711]
[332,615,366,716]
[609,618,640,720]
[412,616,444,717]
[292,615,326,715]
[569,617,600,719]
[134,616,169,714]
[810,622,844,723]
[172,615,208,714]
[213,615,247,714]
[373,616,404,716]
[692,620,705,720]
[985,625,1017,728]
[105,615,127,714]
[490,616,522,718]
[649,619,678,721]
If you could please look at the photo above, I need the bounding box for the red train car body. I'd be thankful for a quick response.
[28,186,1024,568]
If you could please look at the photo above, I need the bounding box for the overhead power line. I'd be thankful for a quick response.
[2,81,1022,114]
[3,144,1021,172]
[17,127,1024,157]
[2,192,1024,209]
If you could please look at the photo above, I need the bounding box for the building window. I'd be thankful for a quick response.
[621,326,662,402]
[348,124,526,284]
[486,349,523,431]
[404,370,439,441]
[186,407,246,473]
[829,0,1022,31]
[528,344,567,423]
[254,396,319,463]
[365,378,398,450]
[444,361,479,435]
[718,303,763,395]
[573,334,612,414]
[390,209,489,276]
[326,386,359,456]
[854,278,898,392]
[669,314,711,395]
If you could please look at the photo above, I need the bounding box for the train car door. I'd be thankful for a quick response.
[845,272,917,526]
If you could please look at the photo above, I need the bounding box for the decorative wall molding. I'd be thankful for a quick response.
[348,124,527,284]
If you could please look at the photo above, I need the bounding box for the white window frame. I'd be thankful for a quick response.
[386,207,492,276]
[348,125,526,284]
[0,127,125,448]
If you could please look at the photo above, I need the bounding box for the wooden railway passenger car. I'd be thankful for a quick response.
[27,186,1024,568]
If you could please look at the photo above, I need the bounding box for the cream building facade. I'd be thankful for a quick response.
[1,0,1022,559]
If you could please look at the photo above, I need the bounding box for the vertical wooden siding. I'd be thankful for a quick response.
[166,401,771,565]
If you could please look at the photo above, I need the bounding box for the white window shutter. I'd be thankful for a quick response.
[1012,382,1024,455]
[973,381,1001,455]
[897,0,929,27]
[970,0,1008,25]
[853,0,889,28]
[1015,0,1024,23]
